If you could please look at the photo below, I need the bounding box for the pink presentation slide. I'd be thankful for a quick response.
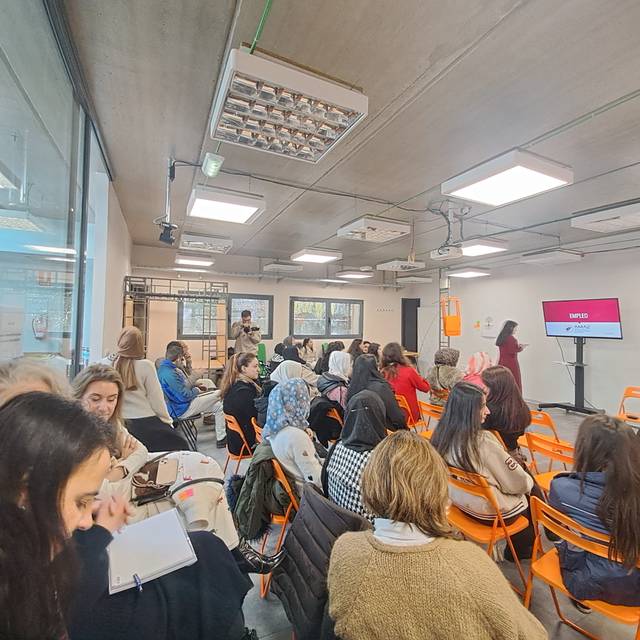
[542,298,622,339]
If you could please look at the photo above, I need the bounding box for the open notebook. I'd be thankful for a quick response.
[107,509,197,594]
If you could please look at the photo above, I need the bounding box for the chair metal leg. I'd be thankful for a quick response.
[549,586,599,640]
[223,454,230,473]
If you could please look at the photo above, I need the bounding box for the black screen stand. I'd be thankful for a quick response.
[538,337,601,415]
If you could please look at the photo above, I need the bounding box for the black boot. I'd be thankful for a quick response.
[232,539,285,575]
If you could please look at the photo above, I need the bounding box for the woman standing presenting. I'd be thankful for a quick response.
[495,320,527,392]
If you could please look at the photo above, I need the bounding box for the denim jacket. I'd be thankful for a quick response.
[157,358,198,418]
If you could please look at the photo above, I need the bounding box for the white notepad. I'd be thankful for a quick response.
[107,509,197,594]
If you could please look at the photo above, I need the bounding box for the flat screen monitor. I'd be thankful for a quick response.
[542,298,622,339]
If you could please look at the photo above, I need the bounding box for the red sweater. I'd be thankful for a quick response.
[384,365,430,423]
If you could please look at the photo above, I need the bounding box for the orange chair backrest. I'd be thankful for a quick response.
[529,410,560,440]
[446,465,501,513]
[529,496,629,564]
[251,417,263,443]
[619,386,640,416]
[326,407,344,427]
[395,394,415,426]
[223,413,252,451]
[418,400,443,420]
[525,432,574,473]
[271,458,299,512]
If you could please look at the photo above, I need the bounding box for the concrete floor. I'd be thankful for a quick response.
[198,406,636,640]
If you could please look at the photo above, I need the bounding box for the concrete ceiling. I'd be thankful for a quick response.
[64,0,640,282]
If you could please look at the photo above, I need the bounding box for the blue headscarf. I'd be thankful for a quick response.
[263,378,310,439]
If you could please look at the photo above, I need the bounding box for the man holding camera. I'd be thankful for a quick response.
[230,309,262,355]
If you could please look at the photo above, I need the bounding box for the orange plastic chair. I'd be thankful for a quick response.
[251,416,263,444]
[525,497,640,639]
[260,459,299,597]
[326,407,344,427]
[518,410,571,472]
[618,386,640,426]
[222,413,254,474]
[418,429,433,440]
[395,394,426,432]
[418,399,443,429]
[446,465,529,591]
[525,432,574,493]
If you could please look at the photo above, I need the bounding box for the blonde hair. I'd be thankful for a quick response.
[361,430,454,538]
[0,358,71,407]
[72,364,125,429]
[113,326,144,391]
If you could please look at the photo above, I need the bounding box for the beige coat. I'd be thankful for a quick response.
[230,321,261,355]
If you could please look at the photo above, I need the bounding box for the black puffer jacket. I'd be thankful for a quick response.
[271,484,371,640]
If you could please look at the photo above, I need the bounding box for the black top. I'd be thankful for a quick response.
[68,526,252,640]
[353,378,406,431]
[126,416,189,452]
[223,380,259,455]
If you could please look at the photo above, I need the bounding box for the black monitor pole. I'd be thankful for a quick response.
[538,337,600,415]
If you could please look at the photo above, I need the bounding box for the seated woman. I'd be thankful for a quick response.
[431,382,535,559]
[263,378,322,491]
[549,414,640,606]
[105,327,189,451]
[347,338,364,363]
[73,364,278,574]
[314,340,345,375]
[268,342,285,374]
[322,390,386,521]
[300,338,317,367]
[270,358,319,395]
[346,354,406,431]
[0,392,255,640]
[425,347,464,406]
[327,431,547,640]
[481,365,531,456]
[463,351,492,390]
[317,350,351,408]
[220,353,261,455]
[367,342,381,365]
[380,342,430,424]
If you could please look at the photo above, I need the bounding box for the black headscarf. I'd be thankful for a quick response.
[283,346,306,365]
[341,390,386,453]
[346,354,386,403]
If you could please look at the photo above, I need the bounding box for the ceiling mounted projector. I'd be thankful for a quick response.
[429,245,464,261]
[337,216,411,243]
[210,48,368,163]
[179,233,233,254]
[376,258,426,272]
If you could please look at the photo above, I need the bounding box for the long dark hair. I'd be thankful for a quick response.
[346,354,386,403]
[380,342,409,380]
[368,342,381,362]
[0,392,113,639]
[495,320,518,346]
[347,339,363,359]
[481,366,530,434]
[574,415,640,568]
[431,382,486,472]
[219,353,259,398]
[316,341,345,374]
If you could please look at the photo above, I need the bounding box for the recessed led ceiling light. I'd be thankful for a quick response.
[25,245,76,255]
[376,258,426,272]
[187,185,265,224]
[210,48,368,163]
[174,267,210,273]
[321,278,347,284]
[337,216,411,243]
[175,255,215,267]
[335,270,374,279]
[262,262,303,272]
[520,250,583,265]
[448,268,491,278]
[441,149,573,206]
[461,238,508,256]
[45,257,76,263]
[290,248,342,263]
[396,275,433,283]
[570,204,640,233]
[201,152,224,178]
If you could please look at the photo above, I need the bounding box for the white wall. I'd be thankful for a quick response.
[409,250,640,414]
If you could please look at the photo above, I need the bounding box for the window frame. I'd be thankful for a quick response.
[227,293,274,340]
[176,299,221,340]
[289,296,364,339]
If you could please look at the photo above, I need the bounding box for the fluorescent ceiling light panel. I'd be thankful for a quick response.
[520,250,583,265]
[337,216,411,243]
[396,275,433,283]
[25,245,76,255]
[291,248,342,263]
[570,204,640,233]
[376,258,426,272]
[201,152,224,178]
[174,267,210,273]
[448,268,491,278]
[321,278,347,284]
[187,185,265,224]
[210,48,368,163]
[335,270,374,279]
[461,238,508,256]
[263,262,303,273]
[441,149,573,206]
[179,233,233,254]
[175,255,214,267]
[45,257,75,263]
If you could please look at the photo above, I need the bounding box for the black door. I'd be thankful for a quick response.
[401,298,420,352]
